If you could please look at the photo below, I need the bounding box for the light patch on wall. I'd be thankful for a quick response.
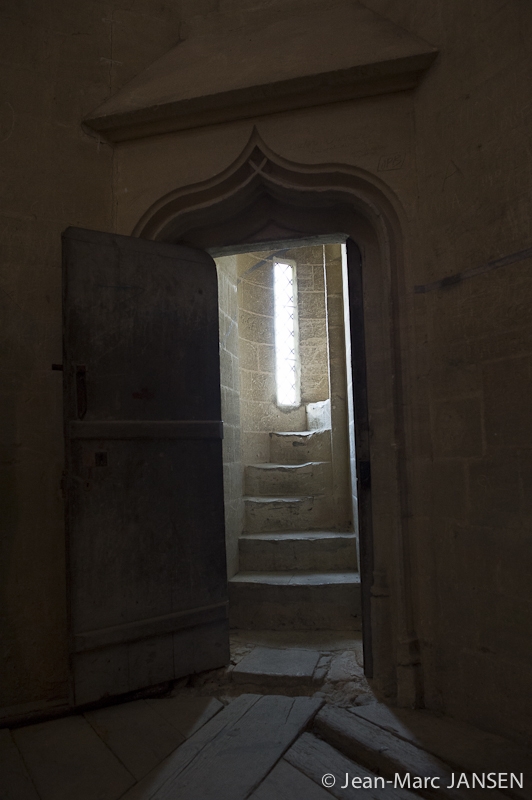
[273,260,300,407]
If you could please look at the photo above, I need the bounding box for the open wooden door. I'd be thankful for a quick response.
[62,227,229,706]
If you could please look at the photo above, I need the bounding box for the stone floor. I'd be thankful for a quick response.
[2,631,532,800]
[0,630,373,799]
[186,629,374,707]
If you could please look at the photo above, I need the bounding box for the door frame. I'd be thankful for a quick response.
[132,130,422,706]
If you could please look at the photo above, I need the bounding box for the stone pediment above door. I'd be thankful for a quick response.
[84,1,437,143]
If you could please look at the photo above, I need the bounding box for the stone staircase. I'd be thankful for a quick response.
[229,407,361,630]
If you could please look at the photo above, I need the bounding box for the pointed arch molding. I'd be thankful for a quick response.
[134,130,406,249]
[136,131,422,706]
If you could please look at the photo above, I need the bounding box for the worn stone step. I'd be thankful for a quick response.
[239,532,357,571]
[313,706,512,800]
[269,430,332,465]
[244,461,332,497]
[285,732,420,800]
[228,571,361,630]
[232,646,321,688]
[350,704,532,800]
[244,496,335,533]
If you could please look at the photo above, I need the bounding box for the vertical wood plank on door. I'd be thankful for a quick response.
[63,228,228,705]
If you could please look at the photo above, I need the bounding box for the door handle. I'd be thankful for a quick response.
[76,365,87,419]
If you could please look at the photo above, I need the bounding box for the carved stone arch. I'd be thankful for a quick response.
[135,130,421,706]
[134,130,406,252]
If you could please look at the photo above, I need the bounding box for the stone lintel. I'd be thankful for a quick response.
[84,3,437,142]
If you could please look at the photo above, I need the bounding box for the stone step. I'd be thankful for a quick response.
[228,571,361,630]
[239,532,357,572]
[244,462,332,497]
[269,430,332,465]
[231,646,321,688]
[244,496,335,533]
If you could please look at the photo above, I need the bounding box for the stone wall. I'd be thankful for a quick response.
[295,246,329,405]
[237,249,307,466]
[358,0,532,741]
[2,0,532,747]
[0,0,183,718]
[237,242,353,534]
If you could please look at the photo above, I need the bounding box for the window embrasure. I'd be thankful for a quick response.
[273,260,300,408]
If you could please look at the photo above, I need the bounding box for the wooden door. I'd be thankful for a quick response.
[62,227,229,706]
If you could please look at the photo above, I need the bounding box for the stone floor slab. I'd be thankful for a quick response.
[232,646,320,686]
[12,715,135,800]
[327,651,365,683]
[85,699,186,781]
[150,694,323,800]
[0,728,41,800]
[144,694,223,740]
[249,757,333,800]
[121,695,260,800]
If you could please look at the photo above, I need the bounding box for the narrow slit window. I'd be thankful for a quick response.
[274,261,300,407]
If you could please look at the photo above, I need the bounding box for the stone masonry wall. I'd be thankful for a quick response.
[112,0,532,744]
[295,245,329,405]
[237,249,307,466]
[0,0,183,717]
[3,0,532,747]
[358,0,532,741]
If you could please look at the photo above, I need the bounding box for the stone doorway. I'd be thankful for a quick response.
[134,134,415,704]
[215,242,361,643]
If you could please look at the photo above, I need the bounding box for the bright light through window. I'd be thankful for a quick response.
[274,261,300,407]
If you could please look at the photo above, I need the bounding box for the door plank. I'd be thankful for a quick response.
[12,715,135,800]
[73,603,227,653]
[0,729,41,800]
[249,758,334,800]
[69,420,223,439]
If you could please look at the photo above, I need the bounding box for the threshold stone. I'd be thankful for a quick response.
[232,646,320,686]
